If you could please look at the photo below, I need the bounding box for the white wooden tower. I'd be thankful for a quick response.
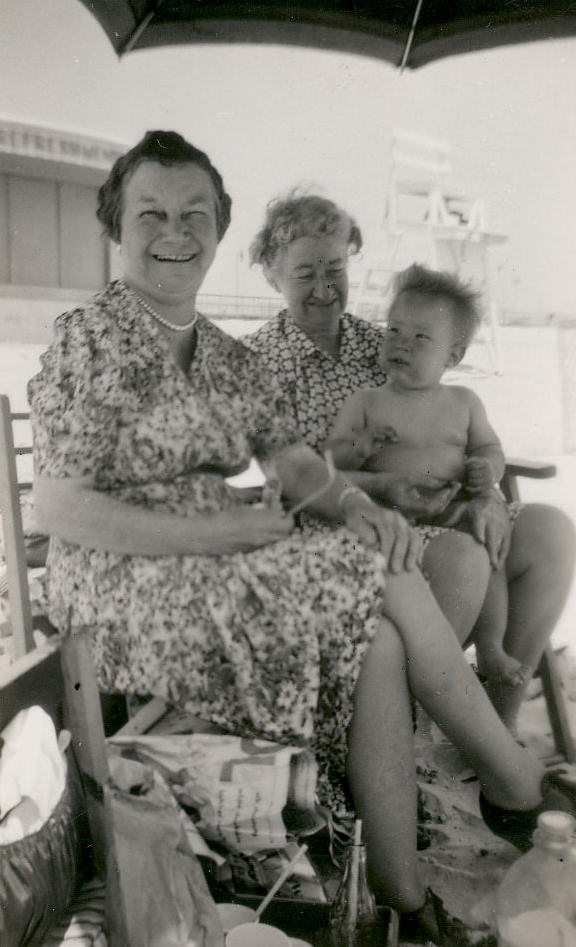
[352,129,508,374]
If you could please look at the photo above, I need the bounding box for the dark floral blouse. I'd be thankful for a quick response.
[242,309,387,451]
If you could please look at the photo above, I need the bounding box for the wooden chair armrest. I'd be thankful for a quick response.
[501,458,557,503]
[504,458,557,480]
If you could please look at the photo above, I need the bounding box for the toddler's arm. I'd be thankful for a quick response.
[464,389,506,494]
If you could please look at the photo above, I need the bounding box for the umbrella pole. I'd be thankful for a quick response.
[400,0,424,71]
[120,1,164,56]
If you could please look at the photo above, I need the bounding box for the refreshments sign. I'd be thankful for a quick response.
[0,119,125,170]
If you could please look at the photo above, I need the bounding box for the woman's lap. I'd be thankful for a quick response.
[47,527,387,805]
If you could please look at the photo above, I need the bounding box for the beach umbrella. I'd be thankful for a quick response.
[78,0,576,68]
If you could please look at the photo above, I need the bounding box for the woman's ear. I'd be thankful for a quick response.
[263,265,279,292]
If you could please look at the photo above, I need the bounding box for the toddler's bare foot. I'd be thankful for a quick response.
[483,662,535,734]
[478,648,533,688]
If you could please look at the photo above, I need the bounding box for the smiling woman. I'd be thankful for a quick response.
[118,162,219,320]
[95,131,231,333]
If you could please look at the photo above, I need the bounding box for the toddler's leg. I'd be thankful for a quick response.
[473,567,533,705]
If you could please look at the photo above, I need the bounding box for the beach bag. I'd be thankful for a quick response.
[0,708,88,947]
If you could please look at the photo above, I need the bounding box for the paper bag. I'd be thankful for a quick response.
[105,755,224,947]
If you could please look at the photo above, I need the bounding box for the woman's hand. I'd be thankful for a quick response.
[342,493,421,573]
[442,492,511,569]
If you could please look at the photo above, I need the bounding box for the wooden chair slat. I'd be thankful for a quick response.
[0,394,34,655]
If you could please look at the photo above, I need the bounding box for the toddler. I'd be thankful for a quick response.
[325,263,531,693]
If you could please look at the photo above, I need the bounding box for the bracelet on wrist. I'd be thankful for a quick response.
[337,485,371,513]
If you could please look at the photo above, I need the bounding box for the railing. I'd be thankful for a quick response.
[197,294,281,320]
[196,292,388,324]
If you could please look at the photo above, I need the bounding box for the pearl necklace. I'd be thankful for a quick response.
[133,291,198,333]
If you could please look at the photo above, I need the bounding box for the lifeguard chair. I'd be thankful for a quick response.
[352,129,508,375]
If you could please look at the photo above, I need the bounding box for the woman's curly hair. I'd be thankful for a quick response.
[97,130,232,243]
[249,191,362,270]
[390,263,482,348]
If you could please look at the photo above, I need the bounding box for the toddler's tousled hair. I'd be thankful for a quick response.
[390,263,482,348]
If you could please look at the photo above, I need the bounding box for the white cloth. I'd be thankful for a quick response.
[0,705,67,843]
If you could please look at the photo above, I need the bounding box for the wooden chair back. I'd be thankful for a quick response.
[0,394,34,656]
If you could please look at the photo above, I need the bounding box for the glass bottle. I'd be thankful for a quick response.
[329,819,379,946]
[495,810,576,947]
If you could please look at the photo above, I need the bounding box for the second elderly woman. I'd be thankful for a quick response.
[243,192,576,731]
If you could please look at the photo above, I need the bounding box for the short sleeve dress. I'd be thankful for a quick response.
[28,280,387,811]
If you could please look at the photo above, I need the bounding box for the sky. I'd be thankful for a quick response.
[1,0,576,313]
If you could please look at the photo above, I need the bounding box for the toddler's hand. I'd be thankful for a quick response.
[373,425,399,445]
[465,457,495,495]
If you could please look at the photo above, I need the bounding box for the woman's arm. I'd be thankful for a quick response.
[34,474,294,557]
[34,446,419,569]
[334,468,458,520]
[274,444,421,572]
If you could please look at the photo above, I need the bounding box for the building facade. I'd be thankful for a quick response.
[0,119,125,342]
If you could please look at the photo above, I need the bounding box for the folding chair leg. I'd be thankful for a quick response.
[539,644,576,764]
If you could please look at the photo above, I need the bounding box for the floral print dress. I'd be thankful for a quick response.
[28,280,388,812]
[242,309,388,452]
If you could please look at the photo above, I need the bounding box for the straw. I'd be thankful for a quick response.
[254,844,309,920]
[346,818,363,929]
[285,450,337,516]
[385,907,400,947]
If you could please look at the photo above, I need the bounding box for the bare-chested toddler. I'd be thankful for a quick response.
[324,263,531,693]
